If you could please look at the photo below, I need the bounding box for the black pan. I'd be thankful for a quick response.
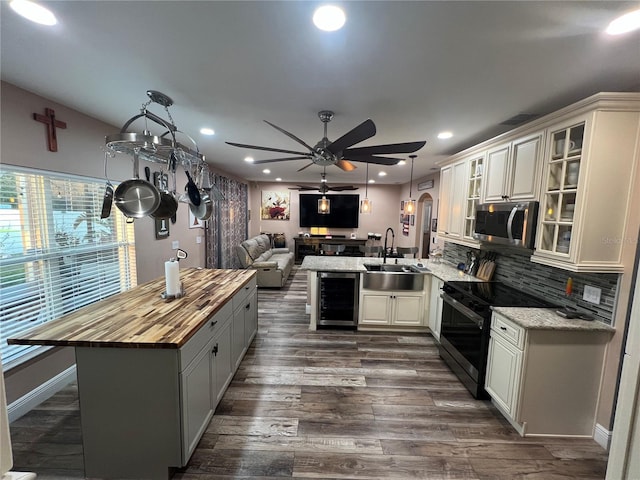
[150,168,179,220]
[100,182,114,219]
[184,169,201,206]
[114,151,161,218]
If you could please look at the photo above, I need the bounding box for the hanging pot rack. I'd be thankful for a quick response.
[105,90,205,168]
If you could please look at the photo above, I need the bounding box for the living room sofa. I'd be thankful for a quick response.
[235,234,295,288]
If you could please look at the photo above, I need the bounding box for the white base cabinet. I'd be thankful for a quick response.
[359,289,426,328]
[485,312,610,437]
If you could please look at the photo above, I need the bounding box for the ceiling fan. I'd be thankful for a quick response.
[288,169,359,194]
[226,110,426,172]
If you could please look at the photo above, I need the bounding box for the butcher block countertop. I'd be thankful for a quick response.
[7,268,256,349]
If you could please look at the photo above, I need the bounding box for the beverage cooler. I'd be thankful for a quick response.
[317,272,359,327]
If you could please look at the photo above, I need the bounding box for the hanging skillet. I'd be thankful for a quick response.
[114,150,161,218]
[100,152,114,219]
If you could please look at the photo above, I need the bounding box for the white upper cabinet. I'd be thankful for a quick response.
[438,158,473,244]
[483,133,543,203]
[532,106,640,272]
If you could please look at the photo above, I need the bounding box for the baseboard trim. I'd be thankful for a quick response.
[594,423,612,450]
[7,365,76,423]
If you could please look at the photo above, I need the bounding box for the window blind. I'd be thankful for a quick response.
[0,166,137,366]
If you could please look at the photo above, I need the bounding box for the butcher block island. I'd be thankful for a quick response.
[8,268,258,480]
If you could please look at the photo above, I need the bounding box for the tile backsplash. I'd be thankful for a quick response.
[443,242,619,324]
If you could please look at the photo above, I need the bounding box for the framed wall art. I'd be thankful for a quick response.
[261,191,290,220]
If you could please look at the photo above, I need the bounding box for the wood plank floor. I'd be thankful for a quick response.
[9,266,609,479]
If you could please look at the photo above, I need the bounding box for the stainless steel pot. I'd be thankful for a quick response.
[114,151,161,218]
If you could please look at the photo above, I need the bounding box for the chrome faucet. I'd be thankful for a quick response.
[383,227,395,263]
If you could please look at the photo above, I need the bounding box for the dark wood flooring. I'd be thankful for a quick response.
[9,267,609,479]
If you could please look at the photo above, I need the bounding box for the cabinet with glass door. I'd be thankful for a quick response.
[463,155,484,240]
[538,123,584,256]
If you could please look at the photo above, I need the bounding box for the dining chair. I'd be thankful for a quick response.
[359,245,382,257]
[321,244,346,255]
[397,246,419,258]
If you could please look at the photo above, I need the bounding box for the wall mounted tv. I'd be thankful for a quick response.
[299,194,360,228]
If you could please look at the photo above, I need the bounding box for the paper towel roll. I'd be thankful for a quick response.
[165,260,180,296]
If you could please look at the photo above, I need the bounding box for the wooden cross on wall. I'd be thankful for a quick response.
[33,108,67,152]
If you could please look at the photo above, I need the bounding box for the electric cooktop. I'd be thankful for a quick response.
[444,281,556,309]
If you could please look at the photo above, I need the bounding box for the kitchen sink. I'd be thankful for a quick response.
[362,264,425,291]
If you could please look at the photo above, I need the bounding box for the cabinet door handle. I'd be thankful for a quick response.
[245,303,250,310]
[500,326,507,331]
[212,343,219,356]
[211,320,218,327]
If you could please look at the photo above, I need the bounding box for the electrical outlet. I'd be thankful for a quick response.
[196,236,202,244]
[583,285,601,305]
[171,240,179,250]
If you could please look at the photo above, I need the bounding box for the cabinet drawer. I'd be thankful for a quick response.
[491,313,525,349]
[233,277,257,311]
[180,301,233,370]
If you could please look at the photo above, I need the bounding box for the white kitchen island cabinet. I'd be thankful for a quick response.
[485,309,613,437]
[8,268,257,480]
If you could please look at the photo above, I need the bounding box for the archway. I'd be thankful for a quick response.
[414,192,434,258]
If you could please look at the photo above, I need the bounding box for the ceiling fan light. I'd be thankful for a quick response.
[313,5,346,32]
[318,196,331,214]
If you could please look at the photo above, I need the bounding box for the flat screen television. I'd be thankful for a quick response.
[299,194,359,228]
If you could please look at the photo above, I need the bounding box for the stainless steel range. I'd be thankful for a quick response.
[439,281,555,399]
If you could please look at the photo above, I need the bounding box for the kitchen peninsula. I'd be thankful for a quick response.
[300,255,474,330]
[8,268,257,479]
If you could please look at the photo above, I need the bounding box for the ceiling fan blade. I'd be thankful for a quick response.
[225,141,309,157]
[335,159,357,172]
[289,185,317,191]
[342,154,402,166]
[297,163,315,172]
[252,156,310,164]
[327,119,376,154]
[344,140,426,156]
[328,185,359,191]
[264,120,315,152]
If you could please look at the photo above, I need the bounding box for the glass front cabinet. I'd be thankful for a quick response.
[532,105,640,272]
[463,154,484,241]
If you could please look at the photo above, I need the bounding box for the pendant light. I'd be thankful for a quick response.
[404,155,416,215]
[318,168,330,214]
[360,162,372,214]
[318,195,330,214]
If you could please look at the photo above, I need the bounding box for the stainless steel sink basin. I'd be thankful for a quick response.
[362,264,425,290]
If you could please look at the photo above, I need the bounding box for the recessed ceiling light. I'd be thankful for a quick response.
[397,160,406,166]
[9,0,57,25]
[275,177,282,182]
[368,179,375,184]
[244,157,254,163]
[606,8,640,35]
[262,169,271,174]
[200,127,215,136]
[438,131,453,139]
[378,171,387,177]
[313,5,346,31]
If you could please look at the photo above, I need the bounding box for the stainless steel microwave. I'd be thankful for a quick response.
[473,201,539,249]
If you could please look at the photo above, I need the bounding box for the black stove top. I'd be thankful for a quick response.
[444,281,556,309]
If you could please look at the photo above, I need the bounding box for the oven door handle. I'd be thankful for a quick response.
[441,294,485,329]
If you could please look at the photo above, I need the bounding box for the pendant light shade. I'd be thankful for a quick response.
[318,195,330,214]
[404,155,417,215]
[360,162,372,214]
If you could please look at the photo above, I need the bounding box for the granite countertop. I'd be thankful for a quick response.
[299,256,480,282]
[7,268,256,349]
[492,306,615,333]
